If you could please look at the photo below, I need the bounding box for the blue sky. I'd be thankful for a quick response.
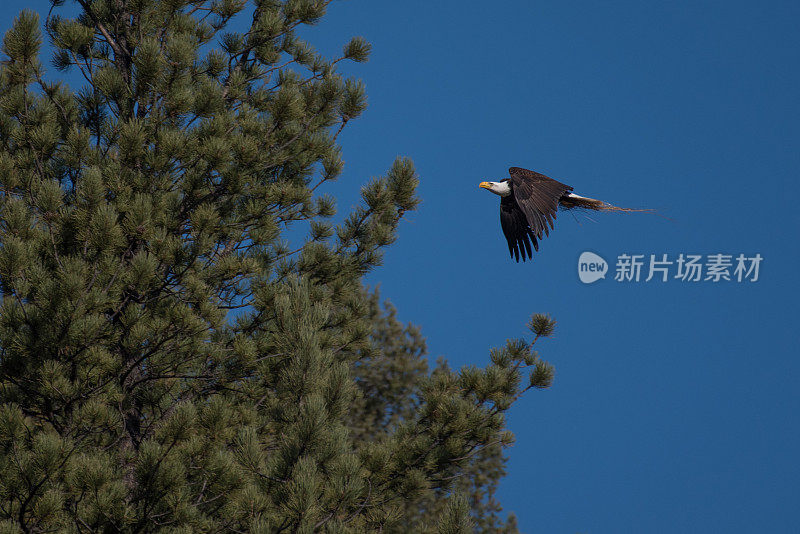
[6,1,800,532]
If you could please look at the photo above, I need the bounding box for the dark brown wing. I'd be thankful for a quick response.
[500,195,538,262]
[508,167,573,239]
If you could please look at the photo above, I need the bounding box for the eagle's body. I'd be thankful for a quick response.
[481,167,636,262]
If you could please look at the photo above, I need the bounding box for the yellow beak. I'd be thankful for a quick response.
[479,181,491,189]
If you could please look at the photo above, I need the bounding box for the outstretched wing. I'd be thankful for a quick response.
[508,167,573,239]
[500,195,538,262]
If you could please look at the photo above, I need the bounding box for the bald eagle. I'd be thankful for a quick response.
[480,167,642,262]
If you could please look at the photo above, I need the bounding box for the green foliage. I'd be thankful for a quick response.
[0,2,556,532]
[528,313,557,338]
[437,494,472,534]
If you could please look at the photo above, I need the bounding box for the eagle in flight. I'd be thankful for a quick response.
[480,167,643,262]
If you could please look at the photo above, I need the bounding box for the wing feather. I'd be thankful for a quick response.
[500,195,538,262]
[508,167,573,241]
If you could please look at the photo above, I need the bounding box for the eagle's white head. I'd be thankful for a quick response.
[479,180,512,197]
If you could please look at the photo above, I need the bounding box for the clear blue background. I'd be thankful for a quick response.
[6,1,799,532]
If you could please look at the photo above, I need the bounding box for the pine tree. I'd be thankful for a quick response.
[0,2,557,532]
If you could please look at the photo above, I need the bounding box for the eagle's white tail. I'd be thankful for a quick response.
[560,193,651,213]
